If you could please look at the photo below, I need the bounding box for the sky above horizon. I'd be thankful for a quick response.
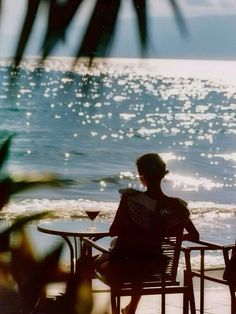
[2,0,236,19]
[1,0,236,59]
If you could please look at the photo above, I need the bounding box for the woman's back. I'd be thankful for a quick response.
[109,189,190,258]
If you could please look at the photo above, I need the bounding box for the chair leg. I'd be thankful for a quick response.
[161,273,166,314]
[161,292,166,314]
[183,270,196,314]
[188,287,196,314]
[117,295,121,314]
[111,292,118,314]
[229,286,236,314]
[183,292,188,314]
[183,271,189,314]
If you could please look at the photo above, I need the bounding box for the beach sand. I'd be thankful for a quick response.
[0,260,232,313]
[90,283,232,313]
[44,272,233,314]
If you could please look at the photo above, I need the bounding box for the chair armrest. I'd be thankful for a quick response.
[83,238,109,254]
[181,240,235,277]
[181,239,229,252]
[222,243,236,250]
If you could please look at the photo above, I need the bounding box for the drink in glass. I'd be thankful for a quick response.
[84,206,100,230]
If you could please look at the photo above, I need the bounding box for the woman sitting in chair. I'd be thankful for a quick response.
[97,153,199,314]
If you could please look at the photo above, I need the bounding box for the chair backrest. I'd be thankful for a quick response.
[223,244,236,288]
[161,223,185,280]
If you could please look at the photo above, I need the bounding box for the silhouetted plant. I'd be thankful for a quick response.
[11,231,64,314]
[0,135,62,212]
[0,135,106,314]
[5,0,188,96]
[10,0,187,67]
[0,136,75,313]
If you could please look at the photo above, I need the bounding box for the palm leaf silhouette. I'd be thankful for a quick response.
[13,0,41,67]
[0,133,63,211]
[132,0,147,55]
[75,0,121,63]
[50,255,94,314]
[8,0,188,68]
[41,0,82,59]
[169,0,188,36]
[0,175,62,211]
[0,212,50,252]
[11,231,63,314]
[0,135,14,171]
[0,212,50,238]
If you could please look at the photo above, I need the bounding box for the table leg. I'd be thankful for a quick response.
[62,236,75,275]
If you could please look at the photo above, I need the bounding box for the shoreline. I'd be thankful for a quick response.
[1,56,236,84]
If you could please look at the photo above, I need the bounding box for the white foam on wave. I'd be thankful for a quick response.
[188,201,236,216]
[1,198,118,220]
[1,198,235,220]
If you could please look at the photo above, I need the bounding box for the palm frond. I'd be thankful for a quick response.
[11,234,63,314]
[0,175,62,211]
[132,0,147,55]
[0,212,50,238]
[41,0,82,59]
[7,0,189,69]
[61,255,94,314]
[13,0,41,67]
[9,175,63,194]
[75,0,121,63]
[169,0,188,36]
[0,212,49,252]
[0,134,14,171]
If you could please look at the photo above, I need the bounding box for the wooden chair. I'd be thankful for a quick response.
[83,224,196,314]
[181,240,236,314]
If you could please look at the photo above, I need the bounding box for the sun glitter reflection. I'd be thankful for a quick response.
[159,153,185,163]
[169,173,224,191]
[215,153,236,162]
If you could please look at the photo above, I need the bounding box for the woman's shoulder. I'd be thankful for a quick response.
[119,188,141,197]
[118,189,156,230]
[166,196,190,216]
[169,197,188,208]
[165,195,186,206]
[162,196,190,228]
[119,188,156,211]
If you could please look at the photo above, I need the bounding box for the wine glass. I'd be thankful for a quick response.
[84,205,100,231]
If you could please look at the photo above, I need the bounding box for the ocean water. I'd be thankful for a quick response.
[0,57,235,267]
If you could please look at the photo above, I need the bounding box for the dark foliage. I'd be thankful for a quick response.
[41,0,83,59]
[0,134,14,170]
[14,0,41,67]
[0,135,63,211]
[8,0,186,66]
[0,135,93,314]
[133,0,148,55]
[11,234,64,314]
[76,0,121,63]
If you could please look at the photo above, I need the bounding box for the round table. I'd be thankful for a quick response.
[37,220,110,274]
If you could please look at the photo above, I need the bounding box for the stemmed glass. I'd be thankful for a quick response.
[84,205,100,231]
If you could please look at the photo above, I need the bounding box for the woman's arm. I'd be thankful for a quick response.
[183,218,199,241]
[174,198,199,242]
